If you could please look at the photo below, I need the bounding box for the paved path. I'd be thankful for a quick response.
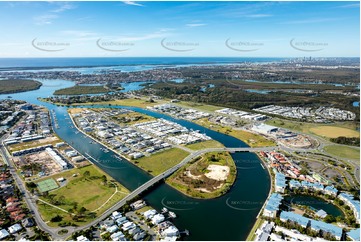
[0,136,276,240]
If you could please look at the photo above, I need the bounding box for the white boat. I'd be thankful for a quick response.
[169,211,176,218]
[161,207,168,213]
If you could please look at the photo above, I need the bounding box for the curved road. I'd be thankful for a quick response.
[0,138,276,240]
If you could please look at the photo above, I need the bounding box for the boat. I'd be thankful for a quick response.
[7,96,12,98]
[161,207,168,213]
[169,211,176,218]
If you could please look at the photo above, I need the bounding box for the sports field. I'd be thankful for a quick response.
[310,126,360,138]
[37,178,59,193]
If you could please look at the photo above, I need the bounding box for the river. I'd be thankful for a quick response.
[0,79,271,240]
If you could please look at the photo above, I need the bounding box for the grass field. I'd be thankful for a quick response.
[309,126,360,138]
[132,148,189,176]
[54,85,109,95]
[196,118,276,147]
[176,101,223,112]
[266,118,359,139]
[185,140,224,150]
[167,151,236,199]
[36,164,129,227]
[324,145,360,160]
[111,111,156,125]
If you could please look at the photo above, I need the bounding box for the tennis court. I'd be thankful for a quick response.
[37,178,59,193]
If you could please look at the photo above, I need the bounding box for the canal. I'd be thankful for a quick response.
[0,79,271,240]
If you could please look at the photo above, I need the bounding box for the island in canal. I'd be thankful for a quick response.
[0,79,42,94]
[69,107,237,199]
[167,151,237,199]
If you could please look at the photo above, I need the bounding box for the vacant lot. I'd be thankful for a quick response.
[266,118,359,138]
[310,126,360,138]
[132,148,189,176]
[185,140,224,150]
[196,118,276,147]
[0,79,42,94]
[36,164,129,227]
[7,136,61,153]
[176,101,223,112]
[324,145,360,160]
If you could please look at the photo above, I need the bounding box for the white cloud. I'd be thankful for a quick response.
[245,14,272,18]
[337,3,360,8]
[186,23,207,27]
[51,2,76,13]
[122,1,144,7]
[283,18,340,24]
[34,14,58,25]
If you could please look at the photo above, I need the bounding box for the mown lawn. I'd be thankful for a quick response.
[324,145,360,160]
[266,118,359,139]
[35,165,129,227]
[185,140,224,150]
[132,148,189,176]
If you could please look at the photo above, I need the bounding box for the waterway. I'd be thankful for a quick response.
[285,195,343,218]
[0,79,271,240]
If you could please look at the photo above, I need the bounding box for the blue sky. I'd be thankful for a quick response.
[0,1,359,57]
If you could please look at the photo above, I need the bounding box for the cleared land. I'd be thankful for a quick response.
[266,118,359,138]
[309,126,360,138]
[176,101,223,112]
[54,85,109,95]
[324,145,360,160]
[132,148,189,176]
[185,140,224,150]
[196,118,276,147]
[0,79,42,94]
[110,111,156,125]
[36,164,129,227]
[167,151,236,199]
[7,136,61,153]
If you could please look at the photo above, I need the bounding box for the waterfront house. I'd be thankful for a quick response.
[310,219,343,240]
[289,179,301,190]
[280,211,310,228]
[151,214,165,225]
[324,185,338,197]
[8,223,22,234]
[0,229,9,240]
[263,193,283,218]
[161,226,179,238]
[338,193,360,223]
[275,172,286,193]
